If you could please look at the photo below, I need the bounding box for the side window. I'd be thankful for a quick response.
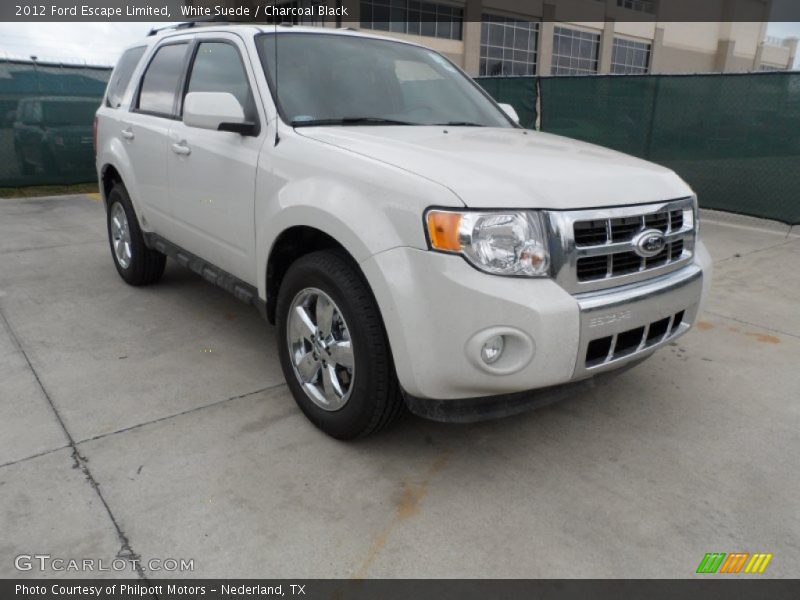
[137,43,190,116]
[186,42,257,122]
[106,46,146,108]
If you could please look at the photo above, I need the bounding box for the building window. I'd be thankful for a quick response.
[552,26,600,75]
[595,0,656,13]
[617,0,656,13]
[479,14,539,76]
[360,1,464,41]
[758,63,786,71]
[611,38,651,74]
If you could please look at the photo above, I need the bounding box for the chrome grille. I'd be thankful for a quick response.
[547,197,696,294]
[644,211,669,232]
[609,216,644,242]
[573,220,608,245]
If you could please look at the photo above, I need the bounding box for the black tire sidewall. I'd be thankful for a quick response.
[106,183,163,285]
[276,252,395,439]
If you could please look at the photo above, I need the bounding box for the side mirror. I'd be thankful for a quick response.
[183,92,257,135]
[499,103,520,125]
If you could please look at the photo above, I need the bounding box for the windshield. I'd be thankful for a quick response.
[255,32,512,128]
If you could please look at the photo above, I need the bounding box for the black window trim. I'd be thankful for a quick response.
[178,37,262,137]
[131,40,192,120]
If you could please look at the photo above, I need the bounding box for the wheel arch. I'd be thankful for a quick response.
[98,134,142,214]
[100,163,123,206]
[264,225,367,325]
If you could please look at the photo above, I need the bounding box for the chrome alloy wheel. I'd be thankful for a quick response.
[287,288,355,411]
[109,201,132,269]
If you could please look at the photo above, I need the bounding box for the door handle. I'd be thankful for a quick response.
[171,142,191,156]
[121,128,134,140]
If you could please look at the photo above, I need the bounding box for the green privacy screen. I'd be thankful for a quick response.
[0,60,111,188]
[2,63,798,223]
[475,76,538,129]
[478,73,800,224]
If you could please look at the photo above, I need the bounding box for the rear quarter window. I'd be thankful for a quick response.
[106,46,146,109]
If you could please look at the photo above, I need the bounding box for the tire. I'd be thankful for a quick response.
[106,182,166,286]
[276,250,404,439]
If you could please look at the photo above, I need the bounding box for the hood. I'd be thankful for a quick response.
[296,126,692,209]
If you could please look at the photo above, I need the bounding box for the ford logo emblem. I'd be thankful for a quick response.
[633,229,666,258]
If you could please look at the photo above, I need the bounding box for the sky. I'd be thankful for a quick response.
[0,21,798,68]
[0,22,174,66]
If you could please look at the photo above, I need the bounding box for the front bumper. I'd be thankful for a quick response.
[360,240,711,416]
[573,261,703,378]
[402,357,648,423]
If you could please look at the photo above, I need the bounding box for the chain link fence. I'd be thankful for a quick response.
[477,72,800,224]
[0,59,111,188]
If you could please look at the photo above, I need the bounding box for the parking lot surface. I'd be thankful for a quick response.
[1,194,798,578]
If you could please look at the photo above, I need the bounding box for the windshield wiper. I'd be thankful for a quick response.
[292,117,418,127]
[433,121,486,127]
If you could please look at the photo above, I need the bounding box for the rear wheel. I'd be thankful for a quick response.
[106,182,166,286]
[276,250,404,439]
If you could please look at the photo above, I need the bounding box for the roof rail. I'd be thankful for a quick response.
[147,22,197,37]
[147,17,236,37]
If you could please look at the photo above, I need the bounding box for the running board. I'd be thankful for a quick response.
[143,233,268,320]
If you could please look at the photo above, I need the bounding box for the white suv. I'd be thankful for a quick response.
[95,25,712,439]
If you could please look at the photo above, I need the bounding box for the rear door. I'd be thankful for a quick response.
[121,41,191,236]
[166,33,265,283]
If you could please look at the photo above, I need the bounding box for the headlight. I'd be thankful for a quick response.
[426,209,550,277]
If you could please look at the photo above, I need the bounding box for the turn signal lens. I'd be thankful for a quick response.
[427,211,462,252]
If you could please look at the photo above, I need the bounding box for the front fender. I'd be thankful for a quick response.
[254,133,462,299]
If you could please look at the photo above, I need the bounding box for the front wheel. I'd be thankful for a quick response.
[276,250,404,439]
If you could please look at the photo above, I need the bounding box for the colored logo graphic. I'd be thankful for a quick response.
[696,552,773,574]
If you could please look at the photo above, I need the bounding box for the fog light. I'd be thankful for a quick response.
[481,335,505,364]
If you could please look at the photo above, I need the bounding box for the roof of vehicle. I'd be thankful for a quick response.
[144,23,425,49]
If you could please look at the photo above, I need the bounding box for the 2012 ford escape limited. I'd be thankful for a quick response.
[95,25,712,439]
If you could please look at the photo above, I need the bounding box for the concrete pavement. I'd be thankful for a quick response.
[1,194,798,578]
